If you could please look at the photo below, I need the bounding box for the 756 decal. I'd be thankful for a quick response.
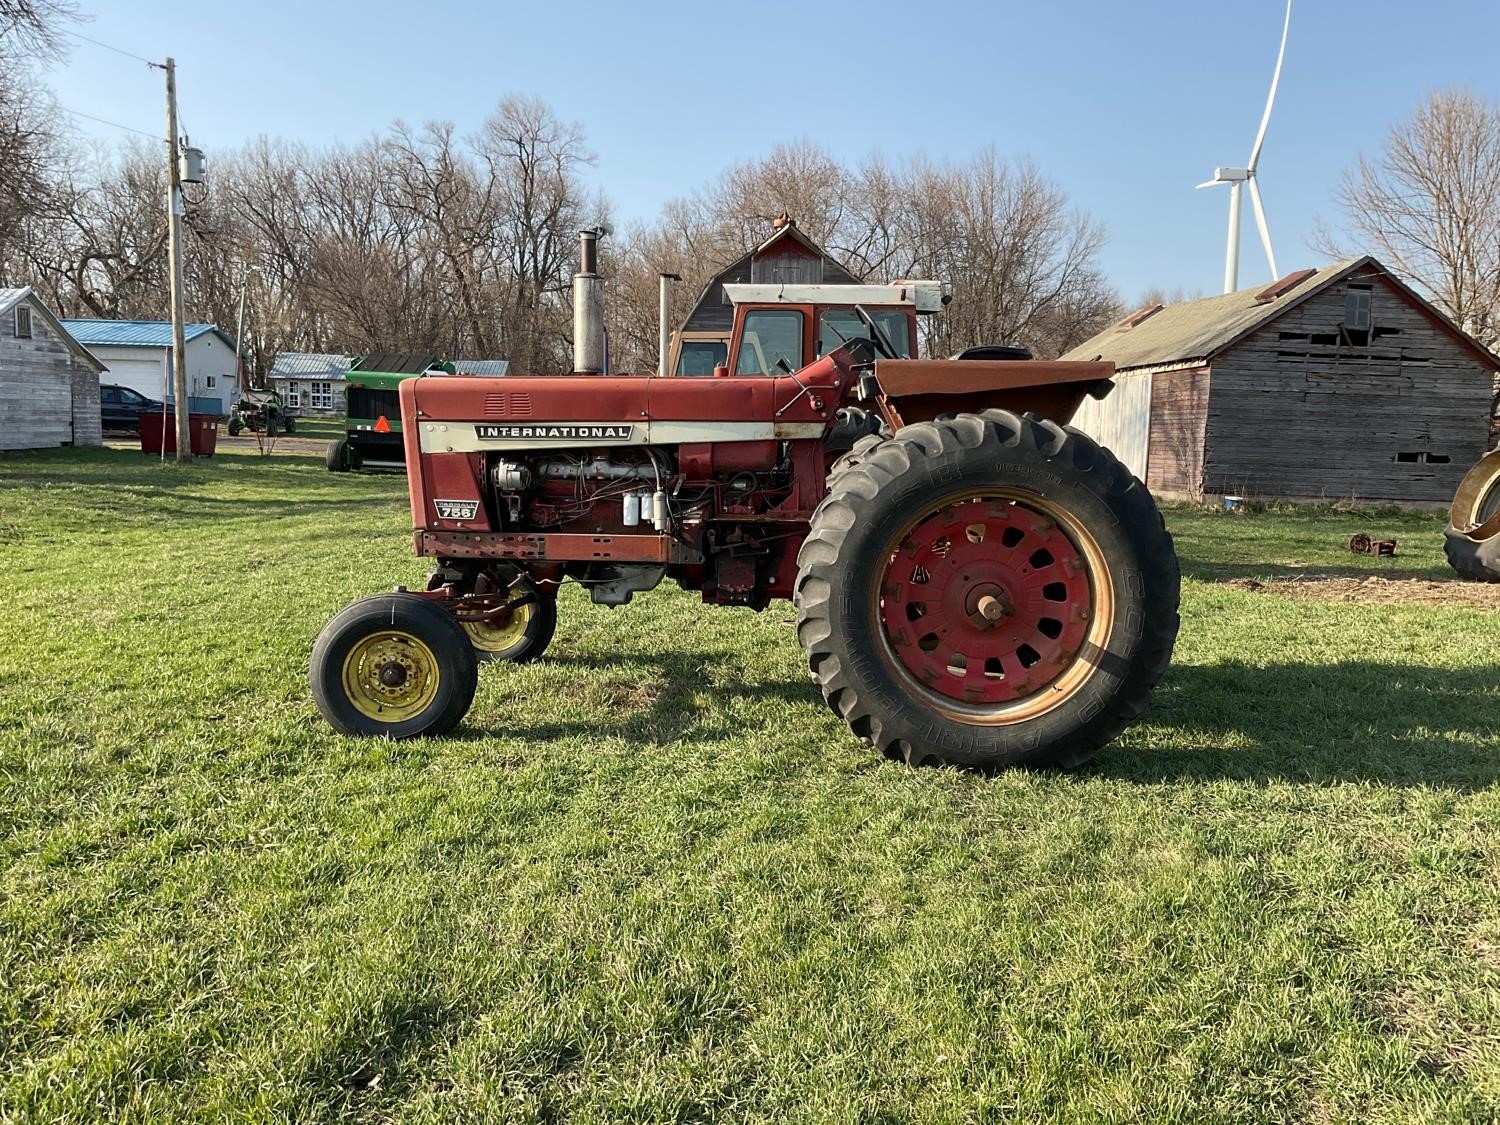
[434,499,480,520]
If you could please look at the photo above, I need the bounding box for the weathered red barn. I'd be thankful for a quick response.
[1064,257,1500,503]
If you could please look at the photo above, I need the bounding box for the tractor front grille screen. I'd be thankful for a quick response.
[348,385,400,421]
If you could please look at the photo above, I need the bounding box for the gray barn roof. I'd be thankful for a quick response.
[1062,256,1500,374]
[267,352,354,380]
[453,358,509,376]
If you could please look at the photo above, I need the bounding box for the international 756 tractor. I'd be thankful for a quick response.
[310,231,1181,769]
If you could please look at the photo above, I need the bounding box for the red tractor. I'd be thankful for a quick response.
[310,231,1180,769]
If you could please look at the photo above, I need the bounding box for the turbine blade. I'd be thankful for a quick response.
[1248,0,1292,172]
[1248,176,1278,279]
[1195,180,1222,190]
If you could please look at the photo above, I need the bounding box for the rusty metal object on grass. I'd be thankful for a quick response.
[1348,533,1396,557]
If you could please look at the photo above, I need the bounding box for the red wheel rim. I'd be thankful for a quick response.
[878,497,1095,707]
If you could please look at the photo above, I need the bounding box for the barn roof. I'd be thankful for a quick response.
[2,289,106,372]
[59,318,239,353]
[348,351,442,374]
[453,358,510,376]
[729,221,862,285]
[267,352,354,379]
[1061,256,1500,373]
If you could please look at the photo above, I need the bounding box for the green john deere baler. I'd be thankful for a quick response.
[326,354,453,473]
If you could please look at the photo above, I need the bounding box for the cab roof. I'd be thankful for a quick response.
[722,281,945,313]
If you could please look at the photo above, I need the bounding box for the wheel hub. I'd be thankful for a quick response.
[340,631,442,721]
[878,497,1095,706]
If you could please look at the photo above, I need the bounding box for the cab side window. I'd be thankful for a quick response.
[678,340,727,376]
[736,310,803,375]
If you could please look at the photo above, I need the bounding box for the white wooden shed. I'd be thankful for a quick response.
[0,289,106,452]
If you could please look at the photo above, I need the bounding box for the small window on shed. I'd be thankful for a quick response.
[13,305,31,339]
[1345,285,1372,328]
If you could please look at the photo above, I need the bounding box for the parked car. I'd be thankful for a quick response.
[99,384,165,433]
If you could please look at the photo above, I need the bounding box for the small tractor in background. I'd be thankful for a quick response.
[310,230,1181,770]
[1445,448,1500,581]
[228,389,295,436]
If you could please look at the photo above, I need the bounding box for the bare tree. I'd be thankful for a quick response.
[0,68,60,251]
[0,0,78,59]
[476,95,601,370]
[1321,89,1500,347]
[894,152,1118,358]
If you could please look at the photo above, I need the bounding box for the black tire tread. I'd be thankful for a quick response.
[311,593,478,738]
[469,593,558,663]
[796,409,1180,770]
[1444,526,1500,583]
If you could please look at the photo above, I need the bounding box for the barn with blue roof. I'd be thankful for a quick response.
[59,318,242,416]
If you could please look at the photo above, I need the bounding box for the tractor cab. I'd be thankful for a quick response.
[687,281,946,377]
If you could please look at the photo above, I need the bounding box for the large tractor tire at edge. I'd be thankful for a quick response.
[795,410,1180,770]
[1444,449,1500,583]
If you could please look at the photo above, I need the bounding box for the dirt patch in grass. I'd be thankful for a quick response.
[1222,574,1500,609]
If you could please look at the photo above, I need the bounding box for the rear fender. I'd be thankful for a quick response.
[871,358,1115,427]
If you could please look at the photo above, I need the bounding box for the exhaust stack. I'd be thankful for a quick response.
[572,228,605,374]
[657,272,680,377]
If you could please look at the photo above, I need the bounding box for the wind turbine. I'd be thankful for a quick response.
[1198,0,1292,293]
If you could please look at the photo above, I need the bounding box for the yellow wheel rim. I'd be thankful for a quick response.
[462,592,533,653]
[341,629,442,722]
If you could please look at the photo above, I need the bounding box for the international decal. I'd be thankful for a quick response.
[474,423,635,440]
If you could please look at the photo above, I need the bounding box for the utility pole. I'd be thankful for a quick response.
[163,57,191,462]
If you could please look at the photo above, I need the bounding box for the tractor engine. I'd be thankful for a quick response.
[476,443,795,606]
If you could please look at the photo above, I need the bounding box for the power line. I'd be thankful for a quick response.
[62,28,160,68]
[57,103,160,140]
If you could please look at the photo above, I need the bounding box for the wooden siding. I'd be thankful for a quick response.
[70,363,101,446]
[682,237,861,335]
[0,296,101,451]
[1203,268,1494,502]
[1072,370,1152,481]
[1147,368,1210,498]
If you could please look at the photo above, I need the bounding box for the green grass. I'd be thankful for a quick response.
[2,447,1498,1122]
[288,418,346,442]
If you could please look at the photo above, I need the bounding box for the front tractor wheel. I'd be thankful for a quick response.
[462,587,558,663]
[310,593,478,738]
[796,411,1180,770]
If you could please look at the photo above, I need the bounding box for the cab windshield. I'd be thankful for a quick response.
[817,309,912,359]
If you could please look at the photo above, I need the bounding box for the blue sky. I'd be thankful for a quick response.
[41,0,1500,302]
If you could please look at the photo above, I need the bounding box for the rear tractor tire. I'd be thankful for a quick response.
[1444,449,1500,583]
[310,593,478,738]
[796,410,1180,770]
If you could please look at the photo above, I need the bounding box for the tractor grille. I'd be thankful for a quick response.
[483,391,532,417]
[347,385,399,421]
